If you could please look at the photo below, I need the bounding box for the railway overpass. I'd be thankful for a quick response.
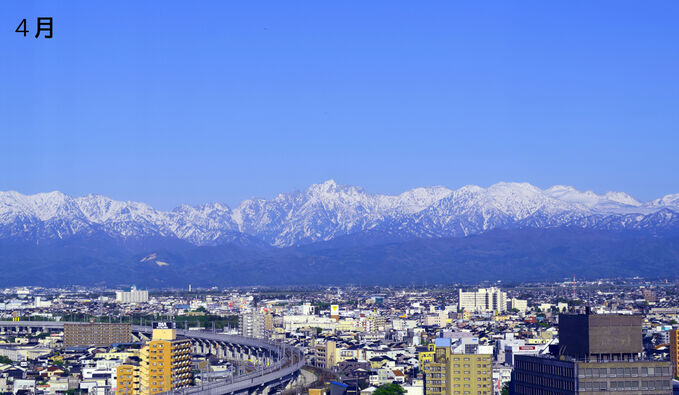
[0,321,304,394]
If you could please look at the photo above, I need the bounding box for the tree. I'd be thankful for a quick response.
[373,383,405,395]
[501,383,510,395]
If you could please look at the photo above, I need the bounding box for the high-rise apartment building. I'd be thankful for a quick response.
[421,345,493,395]
[116,286,149,304]
[458,288,507,313]
[239,311,266,338]
[117,365,139,395]
[64,322,131,347]
[116,322,192,395]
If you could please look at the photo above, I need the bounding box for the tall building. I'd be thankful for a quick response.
[458,288,507,313]
[116,286,149,304]
[512,355,673,394]
[558,314,642,361]
[670,329,679,379]
[314,341,337,369]
[239,311,266,338]
[63,322,131,347]
[511,314,673,394]
[421,345,493,395]
[116,365,139,395]
[116,322,192,395]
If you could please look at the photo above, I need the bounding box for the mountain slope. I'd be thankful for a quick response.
[1,228,678,286]
[1,180,679,247]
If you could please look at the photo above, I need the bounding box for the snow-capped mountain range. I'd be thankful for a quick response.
[1,180,678,247]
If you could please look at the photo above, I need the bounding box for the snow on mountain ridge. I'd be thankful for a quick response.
[1,181,678,246]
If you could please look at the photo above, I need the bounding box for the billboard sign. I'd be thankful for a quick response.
[153,321,176,329]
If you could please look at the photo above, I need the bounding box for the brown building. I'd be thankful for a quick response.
[64,322,131,347]
[670,329,679,379]
[642,289,658,303]
[558,314,642,360]
[511,314,672,394]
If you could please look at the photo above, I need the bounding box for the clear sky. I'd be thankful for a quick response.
[1,1,678,209]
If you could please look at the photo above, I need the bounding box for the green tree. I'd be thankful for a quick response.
[373,383,405,395]
[501,383,510,395]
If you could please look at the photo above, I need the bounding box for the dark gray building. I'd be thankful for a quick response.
[559,314,642,361]
[512,355,673,394]
[511,314,672,394]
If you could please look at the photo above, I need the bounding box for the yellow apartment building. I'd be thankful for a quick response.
[116,324,193,395]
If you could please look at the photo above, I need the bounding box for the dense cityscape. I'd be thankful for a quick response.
[4,2,679,395]
[0,278,677,394]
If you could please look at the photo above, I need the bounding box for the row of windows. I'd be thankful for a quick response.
[451,356,490,361]
[579,366,670,378]
[515,359,574,378]
[513,372,575,391]
[577,379,671,391]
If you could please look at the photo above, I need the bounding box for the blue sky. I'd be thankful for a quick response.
[1,1,678,209]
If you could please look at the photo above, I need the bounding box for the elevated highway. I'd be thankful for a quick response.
[0,321,304,394]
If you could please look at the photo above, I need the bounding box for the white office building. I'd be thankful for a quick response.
[458,287,507,313]
[115,286,148,304]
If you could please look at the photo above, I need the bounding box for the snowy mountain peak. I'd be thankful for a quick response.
[1,182,678,247]
[603,191,641,206]
[545,185,643,213]
[306,179,364,197]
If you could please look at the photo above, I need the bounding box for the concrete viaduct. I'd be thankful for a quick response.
[0,321,305,394]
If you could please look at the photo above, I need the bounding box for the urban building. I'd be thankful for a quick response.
[116,323,192,395]
[331,305,340,321]
[558,314,642,360]
[239,311,266,338]
[670,329,679,379]
[511,314,673,394]
[63,322,131,347]
[458,288,507,314]
[512,355,673,394]
[116,365,139,395]
[115,286,149,304]
[314,341,337,369]
[642,289,658,303]
[421,344,492,395]
[507,298,528,314]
